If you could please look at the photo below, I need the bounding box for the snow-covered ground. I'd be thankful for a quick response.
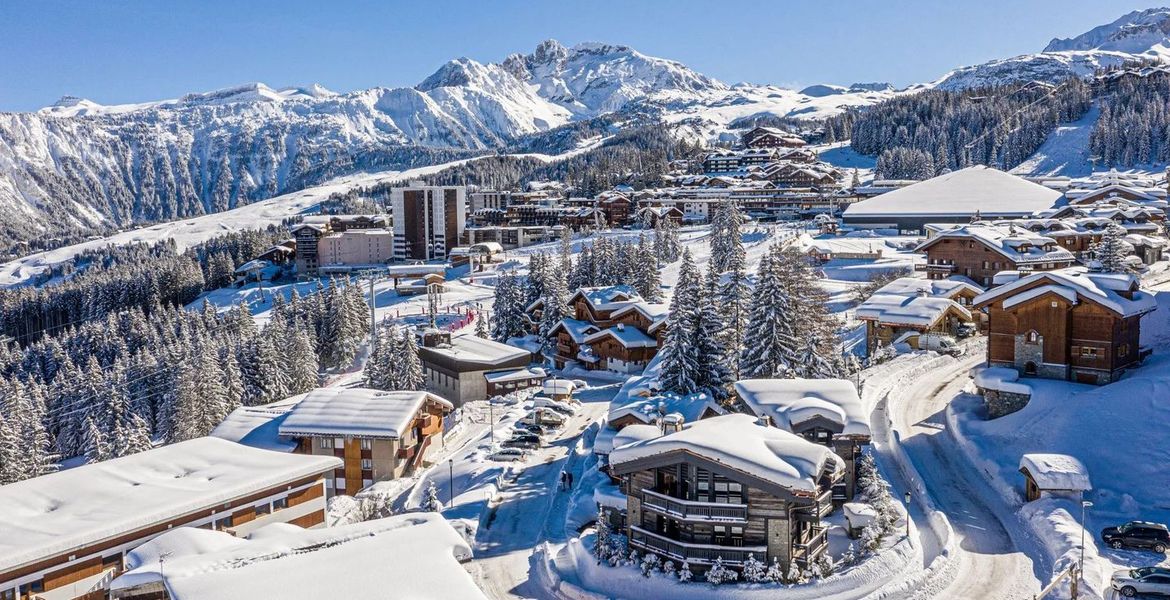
[1010,103,1102,178]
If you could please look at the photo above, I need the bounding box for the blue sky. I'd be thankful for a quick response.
[0,1,1164,111]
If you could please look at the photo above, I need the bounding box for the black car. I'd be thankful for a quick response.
[502,432,541,449]
[517,423,546,436]
[1102,521,1170,553]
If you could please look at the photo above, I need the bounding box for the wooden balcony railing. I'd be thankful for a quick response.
[641,489,748,522]
[790,526,829,566]
[628,525,766,566]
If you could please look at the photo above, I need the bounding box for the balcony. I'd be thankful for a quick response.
[924,262,955,273]
[790,526,829,566]
[629,525,766,566]
[792,488,833,521]
[641,489,748,523]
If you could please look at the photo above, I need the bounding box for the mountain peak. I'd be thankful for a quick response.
[531,39,568,64]
[1043,7,1170,54]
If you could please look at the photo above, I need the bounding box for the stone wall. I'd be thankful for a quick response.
[980,387,1032,419]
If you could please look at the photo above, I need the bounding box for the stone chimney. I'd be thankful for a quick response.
[756,414,772,428]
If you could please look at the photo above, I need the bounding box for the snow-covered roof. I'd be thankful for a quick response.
[608,390,724,426]
[1019,454,1091,492]
[804,237,889,255]
[570,285,642,311]
[111,513,486,600]
[973,267,1157,318]
[856,293,971,328]
[484,366,547,384]
[611,424,664,453]
[917,224,1075,265]
[734,378,871,437]
[609,414,843,494]
[0,437,341,573]
[844,166,1062,218]
[550,318,600,343]
[843,502,878,528]
[972,366,1032,395]
[583,324,658,348]
[420,333,532,365]
[211,395,305,452]
[874,276,984,299]
[279,388,452,439]
[543,378,577,396]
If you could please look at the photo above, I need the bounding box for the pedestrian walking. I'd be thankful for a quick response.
[566,472,574,489]
[559,471,567,491]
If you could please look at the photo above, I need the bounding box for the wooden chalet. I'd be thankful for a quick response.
[741,126,806,149]
[916,224,1076,287]
[973,267,1156,384]
[609,414,843,573]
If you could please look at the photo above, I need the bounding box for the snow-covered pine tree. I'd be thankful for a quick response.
[741,553,766,583]
[786,559,805,584]
[654,212,682,263]
[841,543,858,566]
[678,561,693,583]
[662,560,677,578]
[633,233,662,302]
[82,414,110,463]
[813,553,834,579]
[491,271,528,342]
[537,265,569,362]
[1093,223,1131,273]
[474,313,489,339]
[740,246,798,378]
[705,557,728,585]
[420,480,444,512]
[285,324,320,394]
[364,326,398,390]
[694,264,731,400]
[640,553,660,577]
[657,250,703,395]
[593,510,612,560]
[0,411,20,484]
[397,327,425,391]
[766,557,784,583]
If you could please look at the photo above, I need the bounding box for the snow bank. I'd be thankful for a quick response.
[1019,454,1091,493]
[972,366,1032,395]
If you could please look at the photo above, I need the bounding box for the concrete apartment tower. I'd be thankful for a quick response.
[390,183,467,261]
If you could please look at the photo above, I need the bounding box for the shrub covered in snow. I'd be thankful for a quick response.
[420,481,444,512]
[678,560,693,583]
[741,553,767,583]
[662,560,676,578]
[640,552,661,577]
[766,558,784,583]
[705,557,738,585]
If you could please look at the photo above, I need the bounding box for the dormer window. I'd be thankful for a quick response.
[1025,330,1040,345]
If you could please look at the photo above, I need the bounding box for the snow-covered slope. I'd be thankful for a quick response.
[0,40,893,246]
[934,7,1170,90]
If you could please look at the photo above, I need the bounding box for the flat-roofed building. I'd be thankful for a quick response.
[0,437,339,600]
[390,184,467,261]
[416,331,534,405]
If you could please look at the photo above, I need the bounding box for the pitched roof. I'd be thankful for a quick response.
[856,293,971,328]
[609,414,843,494]
[734,378,870,437]
[279,388,451,439]
[607,390,725,426]
[916,224,1075,265]
[844,166,1062,218]
[584,324,658,348]
[0,438,340,573]
[1019,453,1091,492]
[973,267,1157,317]
[873,276,984,299]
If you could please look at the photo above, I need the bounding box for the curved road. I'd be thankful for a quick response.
[893,353,1042,600]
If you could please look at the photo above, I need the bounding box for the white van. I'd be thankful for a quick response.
[918,333,964,356]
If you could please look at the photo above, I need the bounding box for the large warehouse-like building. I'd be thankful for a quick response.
[843,166,1063,234]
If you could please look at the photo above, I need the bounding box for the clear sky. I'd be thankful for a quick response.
[0,0,1165,111]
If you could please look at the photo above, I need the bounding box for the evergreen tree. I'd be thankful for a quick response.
[1092,223,1132,273]
[740,247,798,378]
[397,328,425,391]
[474,313,490,339]
[694,264,732,400]
[285,325,320,393]
[658,250,702,395]
[82,414,110,463]
[633,233,662,302]
[491,271,528,342]
[537,266,569,361]
[421,480,444,512]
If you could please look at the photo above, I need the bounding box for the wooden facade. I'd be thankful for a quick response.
[975,277,1147,384]
[613,451,836,573]
[920,236,1074,287]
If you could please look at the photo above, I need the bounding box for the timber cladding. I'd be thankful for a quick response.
[1,473,328,586]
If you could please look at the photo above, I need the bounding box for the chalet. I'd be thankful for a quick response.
[742,126,806,149]
[607,391,725,431]
[278,388,453,496]
[0,438,339,600]
[857,286,976,355]
[609,414,843,572]
[416,330,535,404]
[543,287,668,373]
[1018,453,1091,502]
[1063,169,1168,207]
[635,205,684,227]
[804,238,887,262]
[843,167,1063,234]
[972,267,1157,384]
[484,366,546,397]
[394,272,446,296]
[109,513,486,600]
[734,378,872,501]
[596,191,634,226]
[916,224,1076,287]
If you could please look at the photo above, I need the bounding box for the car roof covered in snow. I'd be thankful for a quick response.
[973,267,1156,317]
[844,166,1062,218]
[609,414,843,495]
[1019,453,1091,491]
[279,388,451,439]
[111,513,486,600]
[734,378,871,437]
[0,437,340,573]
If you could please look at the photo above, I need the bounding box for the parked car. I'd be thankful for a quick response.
[955,322,978,339]
[919,333,964,356]
[517,423,547,436]
[533,396,576,415]
[520,407,566,427]
[1112,567,1170,597]
[502,433,541,449]
[488,448,528,462]
[1102,521,1170,553]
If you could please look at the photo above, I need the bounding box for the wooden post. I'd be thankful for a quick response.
[1069,564,1077,599]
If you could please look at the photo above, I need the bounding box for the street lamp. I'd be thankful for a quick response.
[1080,500,1094,580]
[448,459,455,505]
[903,491,912,538]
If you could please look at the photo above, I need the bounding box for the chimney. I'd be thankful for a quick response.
[662,413,684,434]
[756,415,772,428]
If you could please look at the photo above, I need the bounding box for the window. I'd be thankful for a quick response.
[1025,330,1039,344]
[360,439,373,450]
[1080,347,1099,359]
[255,503,272,516]
[334,437,345,449]
[334,477,346,490]
[361,458,373,470]
[215,515,233,530]
[273,497,288,511]
[320,438,333,449]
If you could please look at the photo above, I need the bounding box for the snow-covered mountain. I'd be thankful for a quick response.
[934,7,1170,90]
[0,40,893,247]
